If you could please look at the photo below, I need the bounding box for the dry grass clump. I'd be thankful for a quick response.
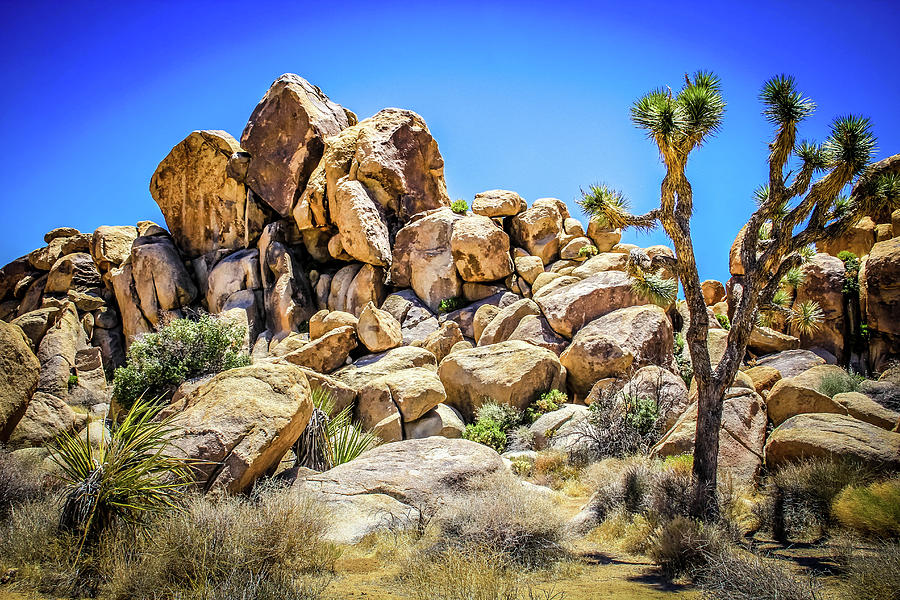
[435,473,567,568]
[0,484,338,599]
[695,548,827,600]
[842,540,900,600]
[526,450,585,495]
[646,516,725,576]
[0,448,54,517]
[832,477,900,537]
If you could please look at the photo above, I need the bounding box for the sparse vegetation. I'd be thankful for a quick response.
[112,313,250,409]
[673,332,693,386]
[817,368,863,397]
[450,198,469,214]
[832,477,900,537]
[842,540,900,600]
[696,548,827,600]
[715,313,730,330]
[0,448,53,517]
[524,389,566,424]
[577,245,598,258]
[647,515,723,576]
[438,296,465,313]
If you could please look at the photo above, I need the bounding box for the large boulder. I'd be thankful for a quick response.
[36,303,87,401]
[834,391,900,430]
[534,270,648,338]
[506,314,569,356]
[404,403,465,440]
[654,387,767,482]
[241,73,352,217]
[357,301,402,352]
[766,365,849,426]
[754,349,826,379]
[438,340,565,421]
[509,199,564,264]
[586,221,622,253]
[793,253,846,361]
[358,367,445,428]
[149,130,269,259]
[282,325,357,373]
[817,216,876,258]
[205,249,262,314]
[701,280,726,306]
[257,220,316,336]
[471,189,526,217]
[379,290,440,345]
[8,392,80,448]
[390,208,462,311]
[0,321,40,442]
[90,225,138,273]
[765,413,900,468]
[560,305,673,398]
[477,298,541,346]
[333,346,438,392]
[748,326,800,354]
[331,179,392,266]
[130,235,198,326]
[294,437,507,543]
[109,261,153,343]
[450,215,513,282]
[45,253,101,294]
[860,238,900,371]
[168,363,313,493]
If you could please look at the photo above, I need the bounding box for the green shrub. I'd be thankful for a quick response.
[622,395,659,436]
[450,199,469,214]
[843,541,900,600]
[832,478,900,537]
[67,374,79,388]
[112,314,250,409]
[475,401,522,432]
[673,332,693,386]
[838,250,861,295]
[817,369,862,397]
[715,313,731,330]
[438,296,465,314]
[524,390,566,423]
[578,245,598,258]
[464,421,507,453]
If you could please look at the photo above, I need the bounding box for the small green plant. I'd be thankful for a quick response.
[463,420,507,453]
[622,395,659,436]
[832,478,900,537]
[524,390,566,423]
[789,300,824,336]
[578,245,598,258]
[67,374,79,388]
[112,314,250,409]
[673,332,693,386]
[450,198,469,214]
[475,401,522,432]
[817,369,863,397]
[51,397,193,555]
[838,250,861,295]
[715,313,731,330]
[630,272,678,307]
[295,389,380,470]
[438,296,464,314]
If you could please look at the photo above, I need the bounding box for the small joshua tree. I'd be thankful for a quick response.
[581,71,900,518]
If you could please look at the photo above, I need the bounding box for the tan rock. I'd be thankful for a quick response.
[793,253,845,361]
[745,365,782,396]
[462,282,506,302]
[860,238,900,371]
[534,270,648,338]
[765,413,900,469]
[621,365,690,431]
[168,363,313,493]
[45,253,101,294]
[390,208,462,311]
[404,403,465,439]
[417,321,464,363]
[473,304,500,344]
[450,215,513,282]
[438,340,566,421]
[109,261,152,343]
[586,221,622,253]
[560,305,673,397]
[507,314,569,356]
[334,346,437,392]
[359,367,446,426]
[241,73,351,217]
[748,326,800,354]
[8,392,79,448]
[875,223,893,242]
[834,391,900,430]
[357,301,402,352]
[701,280,725,306]
[131,236,198,326]
[332,178,392,266]
[509,200,563,264]
[0,321,40,442]
[530,271,565,295]
[766,365,849,426]
[282,325,357,373]
[755,349,826,378]
[149,130,268,259]
[560,237,597,261]
[206,249,262,314]
[90,226,138,272]
[514,255,544,285]
[471,189,526,217]
[570,252,629,278]
[729,225,747,276]
[817,216,876,258]
[477,298,541,346]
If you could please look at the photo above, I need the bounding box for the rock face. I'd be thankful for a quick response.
[390,208,461,311]
[654,387,767,482]
[560,305,673,397]
[438,340,565,421]
[754,349,826,379]
[766,365,849,426]
[701,280,725,306]
[833,391,900,430]
[168,363,313,493]
[282,325,357,373]
[404,403,465,439]
[477,298,541,346]
[748,326,800,354]
[794,253,845,361]
[130,235,198,326]
[535,270,647,338]
[90,226,138,273]
[450,216,513,282]
[241,74,352,217]
[765,413,900,468]
[510,199,564,264]
[817,216,876,258]
[294,437,507,543]
[861,238,900,371]
[0,321,40,442]
[149,130,269,259]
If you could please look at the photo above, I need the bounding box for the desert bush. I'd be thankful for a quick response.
[0,448,53,517]
[832,478,900,537]
[760,457,876,541]
[477,401,523,432]
[464,420,508,453]
[434,473,565,567]
[399,546,564,600]
[817,369,862,397]
[507,426,536,452]
[843,540,900,600]
[439,296,465,313]
[696,548,826,600]
[715,313,731,330]
[590,510,656,555]
[578,245,598,258]
[450,198,469,214]
[673,332,693,386]
[574,387,671,460]
[530,450,580,492]
[103,486,337,600]
[112,313,250,409]
[524,390,566,424]
[647,516,724,576]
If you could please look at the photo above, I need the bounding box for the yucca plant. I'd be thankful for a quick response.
[790,300,825,337]
[50,398,192,556]
[294,389,379,471]
[582,71,900,519]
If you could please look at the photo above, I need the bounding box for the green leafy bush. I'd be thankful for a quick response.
[463,420,508,453]
[838,250,861,295]
[578,245,598,258]
[817,369,863,397]
[715,313,731,330]
[438,296,465,314]
[622,395,659,436]
[832,478,900,537]
[524,389,566,423]
[475,401,522,432]
[450,198,469,214]
[112,314,250,409]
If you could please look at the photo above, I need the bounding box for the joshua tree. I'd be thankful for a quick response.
[581,71,900,518]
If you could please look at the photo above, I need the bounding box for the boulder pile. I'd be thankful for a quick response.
[2,73,900,500]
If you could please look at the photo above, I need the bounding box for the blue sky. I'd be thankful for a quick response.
[2,0,898,284]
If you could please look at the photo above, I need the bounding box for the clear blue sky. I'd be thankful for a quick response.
[2,0,898,284]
